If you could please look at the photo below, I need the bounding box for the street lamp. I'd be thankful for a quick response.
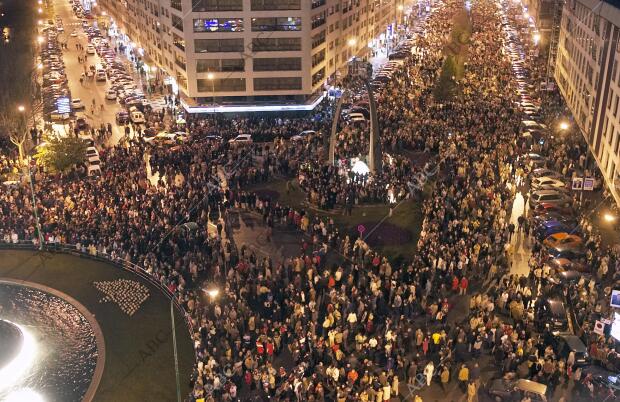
[398,5,404,11]
[206,289,219,299]
[37,36,44,44]
[37,63,43,70]
[17,105,44,250]
[37,8,42,14]
[207,73,215,111]
[604,213,616,223]
[559,121,569,131]
[533,33,541,45]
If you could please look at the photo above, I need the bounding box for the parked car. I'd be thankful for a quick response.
[552,334,588,366]
[535,221,572,240]
[105,89,117,100]
[228,134,253,145]
[486,378,548,402]
[531,176,566,190]
[548,257,589,273]
[529,190,572,208]
[536,297,569,333]
[115,111,129,124]
[290,130,316,142]
[543,232,583,249]
[71,98,85,110]
[130,111,145,124]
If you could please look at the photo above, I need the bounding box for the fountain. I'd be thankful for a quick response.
[0,281,101,401]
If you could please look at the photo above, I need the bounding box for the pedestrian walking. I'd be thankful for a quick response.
[458,364,469,393]
[440,365,450,392]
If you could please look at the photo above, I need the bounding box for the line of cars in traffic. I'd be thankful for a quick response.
[484,6,620,401]
[41,17,73,122]
[67,0,148,127]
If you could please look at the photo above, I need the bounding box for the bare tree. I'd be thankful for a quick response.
[0,68,42,165]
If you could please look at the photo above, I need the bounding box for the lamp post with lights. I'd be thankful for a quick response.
[17,105,44,250]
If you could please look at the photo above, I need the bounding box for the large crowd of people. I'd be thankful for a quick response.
[1,0,620,400]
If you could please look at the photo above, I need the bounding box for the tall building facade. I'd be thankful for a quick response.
[97,0,404,112]
[555,0,620,202]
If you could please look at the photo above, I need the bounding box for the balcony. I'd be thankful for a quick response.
[311,18,326,30]
[311,0,326,9]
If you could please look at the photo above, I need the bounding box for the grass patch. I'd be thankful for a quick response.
[249,179,423,261]
[434,7,472,101]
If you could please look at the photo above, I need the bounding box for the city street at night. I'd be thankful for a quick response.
[1,0,620,401]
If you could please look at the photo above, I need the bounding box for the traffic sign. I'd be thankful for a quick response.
[357,224,365,235]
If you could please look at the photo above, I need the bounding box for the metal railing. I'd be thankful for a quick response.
[0,240,194,337]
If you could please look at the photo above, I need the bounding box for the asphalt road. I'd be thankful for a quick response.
[52,0,136,146]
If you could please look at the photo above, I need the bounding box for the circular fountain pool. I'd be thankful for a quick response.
[0,281,102,401]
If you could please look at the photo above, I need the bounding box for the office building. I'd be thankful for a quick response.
[96,0,405,113]
[555,0,620,203]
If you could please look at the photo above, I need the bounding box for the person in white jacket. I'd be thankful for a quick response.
[424,361,434,386]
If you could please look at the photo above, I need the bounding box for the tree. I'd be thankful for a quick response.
[35,135,87,173]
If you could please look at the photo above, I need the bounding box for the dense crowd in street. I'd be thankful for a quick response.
[2,0,620,400]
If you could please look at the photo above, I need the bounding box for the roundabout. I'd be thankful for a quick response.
[0,249,194,402]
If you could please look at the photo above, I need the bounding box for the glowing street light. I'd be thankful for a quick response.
[17,105,25,112]
[533,33,541,45]
[604,213,616,223]
[37,35,44,44]
[523,12,529,19]
[348,38,357,47]
[207,72,214,80]
[206,288,219,299]
[398,4,404,11]
[559,121,569,131]
[37,8,43,13]
[37,63,43,70]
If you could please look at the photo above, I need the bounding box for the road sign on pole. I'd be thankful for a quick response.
[357,224,366,237]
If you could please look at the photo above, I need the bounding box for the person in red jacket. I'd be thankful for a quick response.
[452,275,460,292]
[460,276,469,295]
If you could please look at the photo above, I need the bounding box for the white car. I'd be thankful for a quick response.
[130,111,145,124]
[290,130,316,142]
[532,176,566,189]
[86,44,95,54]
[228,134,253,145]
[105,89,117,100]
[145,132,181,146]
[85,147,100,164]
[71,98,85,110]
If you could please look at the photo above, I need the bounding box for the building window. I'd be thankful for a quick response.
[193,18,244,32]
[312,30,326,49]
[312,67,325,86]
[171,14,184,31]
[251,17,301,31]
[170,0,182,11]
[192,0,243,11]
[197,78,246,91]
[173,32,185,51]
[312,49,325,67]
[251,37,301,52]
[175,54,186,70]
[253,57,301,71]
[196,58,245,72]
[194,38,244,53]
[251,0,300,11]
[254,77,301,90]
